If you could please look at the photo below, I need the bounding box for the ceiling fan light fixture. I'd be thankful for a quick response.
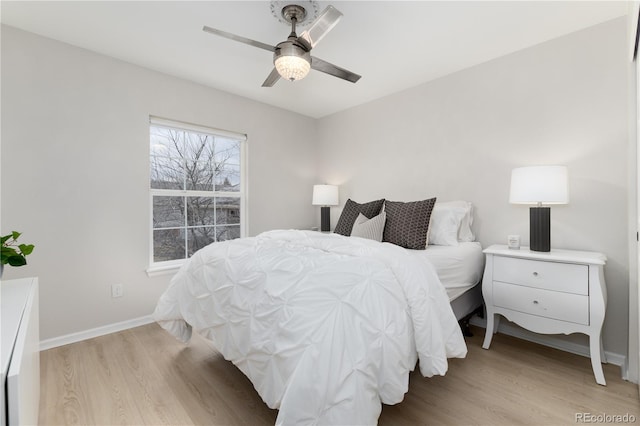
[274,41,311,81]
[275,54,311,81]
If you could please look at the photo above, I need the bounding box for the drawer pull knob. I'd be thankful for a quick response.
[533,272,539,277]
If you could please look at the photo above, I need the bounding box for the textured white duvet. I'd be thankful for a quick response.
[154,230,467,425]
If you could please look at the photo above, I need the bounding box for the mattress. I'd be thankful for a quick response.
[408,242,485,301]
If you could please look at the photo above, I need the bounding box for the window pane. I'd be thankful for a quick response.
[153,196,184,228]
[215,138,241,166]
[216,197,241,225]
[186,197,214,226]
[184,132,215,163]
[187,227,215,257]
[216,225,241,242]
[150,126,184,158]
[154,228,185,262]
[186,161,214,191]
[215,164,240,191]
[151,155,184,190]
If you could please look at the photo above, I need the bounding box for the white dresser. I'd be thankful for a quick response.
[481,245,607,385]
[1,277,40,425]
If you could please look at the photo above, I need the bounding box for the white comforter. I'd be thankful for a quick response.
[154,230,467,425]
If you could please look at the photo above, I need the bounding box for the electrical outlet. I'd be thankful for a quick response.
[111,283,124,298]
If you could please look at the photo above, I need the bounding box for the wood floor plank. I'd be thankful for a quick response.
[84,331,163,425]
[64,343,100,425]
[39,323,640,425]
[99,329,194,425]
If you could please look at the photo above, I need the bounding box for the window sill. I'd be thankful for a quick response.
[146,261,184,277]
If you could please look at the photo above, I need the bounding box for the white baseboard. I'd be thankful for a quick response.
[469,316,627,377]
[40,315,155,351]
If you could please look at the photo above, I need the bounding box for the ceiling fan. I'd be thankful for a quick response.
[203,3,361,87]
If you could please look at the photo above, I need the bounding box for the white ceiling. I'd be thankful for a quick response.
[0,1,628,118]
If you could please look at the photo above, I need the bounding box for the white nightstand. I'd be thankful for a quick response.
[481,244,608,385]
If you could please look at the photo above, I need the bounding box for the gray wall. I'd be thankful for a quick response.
[1,25,317,340]
[317,18,630,357]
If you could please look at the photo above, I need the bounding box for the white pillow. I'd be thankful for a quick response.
[429,206,467,246]
[351,212,386,242]
[436,201,475,242]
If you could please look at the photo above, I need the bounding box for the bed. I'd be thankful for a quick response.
[154,198,484,425]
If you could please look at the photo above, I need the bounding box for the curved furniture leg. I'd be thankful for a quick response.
[483,312,499,349]
[589,333,606,386]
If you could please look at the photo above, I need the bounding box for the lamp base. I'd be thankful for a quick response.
[530,206,550,252]
[320,206,330,232]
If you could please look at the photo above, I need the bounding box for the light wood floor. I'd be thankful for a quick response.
[39,323,640,425]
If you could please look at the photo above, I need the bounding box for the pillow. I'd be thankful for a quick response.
[351,212,386,242]
[334,198,385,236]
[436,201,475,242]
[383,198,436,250]
[429,206,467,246]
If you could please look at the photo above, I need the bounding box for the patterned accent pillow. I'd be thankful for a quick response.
[350,212,386,242]
[334,198,385,236]
[383,198,437,250]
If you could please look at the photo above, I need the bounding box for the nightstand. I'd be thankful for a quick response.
[481,244,607,385]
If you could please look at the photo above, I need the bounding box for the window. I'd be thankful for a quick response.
[149,117,246,269]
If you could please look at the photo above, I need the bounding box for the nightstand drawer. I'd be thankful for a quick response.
[493,256,588,295]
[493,282,589,325]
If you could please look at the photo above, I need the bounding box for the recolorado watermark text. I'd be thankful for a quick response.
[576,413,637,423]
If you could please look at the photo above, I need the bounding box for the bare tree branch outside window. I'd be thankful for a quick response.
[150,124,242,263]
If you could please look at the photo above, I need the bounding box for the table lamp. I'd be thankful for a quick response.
[312,185,339,232]
[509,166,568,252]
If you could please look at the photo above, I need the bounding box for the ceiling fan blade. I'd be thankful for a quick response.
[298,5,343,49]
[262,68,281,87]
[203,26,276,52]
[311,56,361,83]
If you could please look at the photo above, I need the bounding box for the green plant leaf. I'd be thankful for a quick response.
[18,244,34,255]
[1,234,12,245]
[7,255,26,266]
[1,246,19,257]
[11,231,21,240]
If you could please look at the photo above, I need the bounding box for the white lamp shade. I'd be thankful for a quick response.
[312,185,339,206]
[509,166,569,205]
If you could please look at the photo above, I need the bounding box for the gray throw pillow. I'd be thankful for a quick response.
[383,198,437,250]
[334,198,385,236]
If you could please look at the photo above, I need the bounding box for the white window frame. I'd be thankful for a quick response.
[146,116,248,276]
